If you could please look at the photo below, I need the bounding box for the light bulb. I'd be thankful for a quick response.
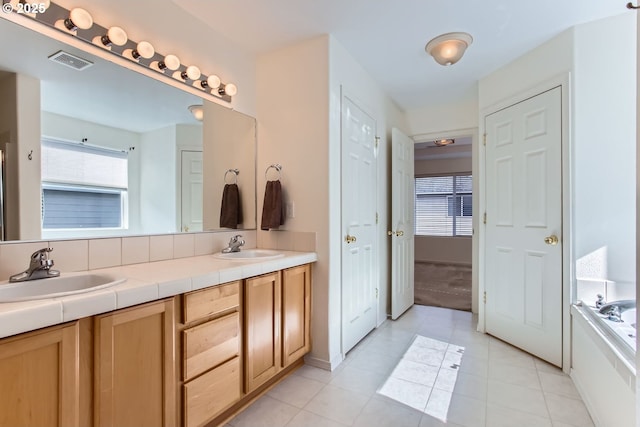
[181,65,201,81]
[101,26,128,47]
[64,8,93,31]
[158,54,180,71]
[133,41,155,60]
[200,74,221,90]
[220,83,237,97]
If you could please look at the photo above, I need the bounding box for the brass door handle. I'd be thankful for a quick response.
[387,230,404,237]
[345,234,357,244]
[387,231,395,236]
[544,235,559,245]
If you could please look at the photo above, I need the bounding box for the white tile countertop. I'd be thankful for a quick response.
[0,250,317,339]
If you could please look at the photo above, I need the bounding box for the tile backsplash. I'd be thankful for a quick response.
[0,230,317,281]
[0,231,255,280]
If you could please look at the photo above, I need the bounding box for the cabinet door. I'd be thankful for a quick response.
[0,322,80,427]
[95,298,176,427]
[282,264,311,367]
[244,271,281,393]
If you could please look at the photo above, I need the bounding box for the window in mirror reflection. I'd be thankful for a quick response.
[41,138,128,231]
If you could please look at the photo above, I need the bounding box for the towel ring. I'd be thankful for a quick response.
[265,163,282,180]
[224,168,239,185]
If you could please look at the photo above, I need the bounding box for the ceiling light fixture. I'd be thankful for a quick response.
[21,3,237,102]
[425,32,473,66]
[188,105,204,121]
[433,138,455,147]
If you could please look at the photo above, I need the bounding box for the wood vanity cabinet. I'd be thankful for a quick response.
[244,264,312,393]
[94,298,176,427]
[281,264,311,368]
[181,281,242,427]
[0,321,82,427]
[244,271,282,393]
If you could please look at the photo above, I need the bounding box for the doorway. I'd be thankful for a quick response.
[413,132,474,312]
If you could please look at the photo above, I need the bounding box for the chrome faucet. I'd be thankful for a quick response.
[9,247,60,282]
[598,299,636,322]
[222,235,245,253]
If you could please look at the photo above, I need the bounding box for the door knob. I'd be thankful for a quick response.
[544,235,559,245]
[387,231,395,236]
[396,230,404,237]
[345,234,357,244]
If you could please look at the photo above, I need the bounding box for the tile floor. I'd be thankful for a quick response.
[228,305,594,427]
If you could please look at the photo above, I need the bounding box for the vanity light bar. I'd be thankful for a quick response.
[7,1,236,103]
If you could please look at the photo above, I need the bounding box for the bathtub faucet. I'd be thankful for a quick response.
[598,299,636,322]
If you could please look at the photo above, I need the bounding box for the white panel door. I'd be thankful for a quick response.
[485,87,563,366]
[181,151,203,233]
[341,96,378,354]
[390,128,415,320]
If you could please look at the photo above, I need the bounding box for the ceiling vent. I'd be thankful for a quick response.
[48,50,94,71]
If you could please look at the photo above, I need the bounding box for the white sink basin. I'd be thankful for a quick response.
[212,249,284,261]
[0,273,126,302]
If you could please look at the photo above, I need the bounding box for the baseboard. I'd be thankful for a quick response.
[415,260,472,267]
[304,354,343,371]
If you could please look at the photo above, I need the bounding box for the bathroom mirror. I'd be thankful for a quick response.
[0,16,256,241]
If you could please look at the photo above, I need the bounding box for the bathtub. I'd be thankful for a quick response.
[570,304,636,427]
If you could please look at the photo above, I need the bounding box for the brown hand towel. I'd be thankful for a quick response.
[220,183,243,229]
[261,180,285,230]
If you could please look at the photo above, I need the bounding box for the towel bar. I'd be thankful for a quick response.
[224,168,239,185]
[265,164,282,180]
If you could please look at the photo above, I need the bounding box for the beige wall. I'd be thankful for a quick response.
[415,237,472,265]
[256,36,332,366]
[415,156,471,176]
[202,102,256,231]
[256,34,408,369]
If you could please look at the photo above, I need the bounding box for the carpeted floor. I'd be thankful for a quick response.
[414,261,472,311]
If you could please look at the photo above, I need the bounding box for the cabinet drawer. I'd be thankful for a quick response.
[183,356,241,427]
[183,312,240,381]
[183,281,240,323]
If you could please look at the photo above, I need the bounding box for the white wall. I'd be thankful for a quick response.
[573,13,636,292]
[478,11,636,409]
[256,34,408,369]
[140,125,177,233]
[406,98,478,137]
[329,35,408,365]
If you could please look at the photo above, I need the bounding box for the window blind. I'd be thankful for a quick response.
[415,174,472,236]
[41,138,128,188]
[41,138,128,230]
